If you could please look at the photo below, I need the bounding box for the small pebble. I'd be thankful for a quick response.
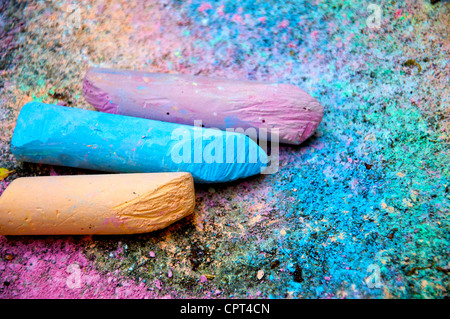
[257,269,265,280]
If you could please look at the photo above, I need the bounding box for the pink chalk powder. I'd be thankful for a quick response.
[0,236,172,298]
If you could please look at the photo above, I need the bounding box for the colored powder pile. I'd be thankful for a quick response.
[0,0,449,298]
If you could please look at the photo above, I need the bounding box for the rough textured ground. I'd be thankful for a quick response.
[0,0,449,299]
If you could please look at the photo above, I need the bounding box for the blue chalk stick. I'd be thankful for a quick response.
[11,102,268,183]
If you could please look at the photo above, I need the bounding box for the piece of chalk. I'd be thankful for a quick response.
[0,172,195,235]
[83,67,324,145]
[11,102,267,183]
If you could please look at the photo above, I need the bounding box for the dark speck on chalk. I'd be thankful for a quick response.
[293,264,303,283]
[270,260,280,269]
[190,242,206,271]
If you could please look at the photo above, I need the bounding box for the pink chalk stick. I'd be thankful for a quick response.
[83,68,324,145]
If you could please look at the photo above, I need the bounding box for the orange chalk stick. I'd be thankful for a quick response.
[0,173,195,235]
